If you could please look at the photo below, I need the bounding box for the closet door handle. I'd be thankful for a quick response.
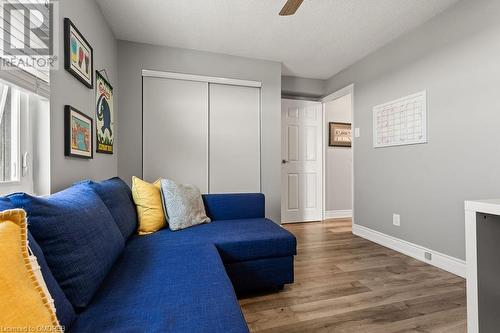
[282,159,289,164]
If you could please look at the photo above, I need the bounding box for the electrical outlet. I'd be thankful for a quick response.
[424,252,432,261]
[393,214,400,226]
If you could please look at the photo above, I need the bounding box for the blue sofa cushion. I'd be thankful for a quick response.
[71,240,249,333]
[0,197,14,211]
[203,193,265,220]
[8,185,125,310]
[0,197,75,327]
[84,177,138,239]
[28,232,76,329]
[136,218,296,263]
[0,197,76,327]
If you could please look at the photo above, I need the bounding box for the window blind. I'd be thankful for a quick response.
[0,0,50,98]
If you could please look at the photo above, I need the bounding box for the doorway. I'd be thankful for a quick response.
[280,85,354,225]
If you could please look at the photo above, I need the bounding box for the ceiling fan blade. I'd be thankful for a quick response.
[279,0,304,16]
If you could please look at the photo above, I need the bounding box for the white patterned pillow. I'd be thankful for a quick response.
[160,179,211,231]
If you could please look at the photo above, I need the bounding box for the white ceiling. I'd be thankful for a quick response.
[96,0,459,79]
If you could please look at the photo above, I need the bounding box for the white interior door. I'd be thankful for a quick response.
[281,99,323,223]
[209,83,260,193]
[142,77,209,192]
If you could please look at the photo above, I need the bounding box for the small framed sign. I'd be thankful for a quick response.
[329,122,352,147]
[65,105,93,159]
[95,71,114,154]
[64,18,94,88]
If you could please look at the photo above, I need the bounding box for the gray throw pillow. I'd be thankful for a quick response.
[160,179,211,231]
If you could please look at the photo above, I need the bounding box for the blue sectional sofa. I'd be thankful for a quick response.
[1,177,296,332]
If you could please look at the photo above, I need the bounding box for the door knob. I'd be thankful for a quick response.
[282,159,288,164]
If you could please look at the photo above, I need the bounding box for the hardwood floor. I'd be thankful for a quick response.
[239,219,466,332]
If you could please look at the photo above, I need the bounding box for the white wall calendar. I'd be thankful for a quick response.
[373,90,427,148]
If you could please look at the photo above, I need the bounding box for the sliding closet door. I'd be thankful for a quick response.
[143,77,209,192]
[209,84,260,193]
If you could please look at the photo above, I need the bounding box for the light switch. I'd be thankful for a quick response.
[393,214,401,226]
[354,128,360,138]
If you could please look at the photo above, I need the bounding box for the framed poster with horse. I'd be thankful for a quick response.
[95,71,114,154]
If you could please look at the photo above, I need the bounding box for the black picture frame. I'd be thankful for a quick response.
[64,18,94,88]
[329,122,352,147]
[65,105,93,159]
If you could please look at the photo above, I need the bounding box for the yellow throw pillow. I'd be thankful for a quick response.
[132,176,166,235]
[0,209,61,331]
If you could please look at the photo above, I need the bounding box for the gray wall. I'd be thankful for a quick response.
[50,0,118,192]
[325,94,352,212]
[117,41,282,222]
[326,0,500,260]
[282,75,326,99]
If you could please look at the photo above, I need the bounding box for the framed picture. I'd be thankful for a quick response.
[329,122,352,147]
[64,18,94,88]
[65,105,93,159]
[95,71,114,154]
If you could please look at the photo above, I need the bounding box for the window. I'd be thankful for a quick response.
[0,78,50,196]
[0,81,20,183]
[0,0,51,195]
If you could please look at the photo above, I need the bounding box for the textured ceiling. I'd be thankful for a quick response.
[96,0,459,79]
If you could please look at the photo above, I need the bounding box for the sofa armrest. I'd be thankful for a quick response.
[202,193,265,221]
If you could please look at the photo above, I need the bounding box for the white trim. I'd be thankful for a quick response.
[0,83,9,121]
[324,210,352,219]
[351,87,355,226]
[322,102,326,220]
[321,84,354,103]
[465,208,478,333]
[258,86,263,193]
[141,69,262,88]
[352,224,466,278]
[465,198,500,216]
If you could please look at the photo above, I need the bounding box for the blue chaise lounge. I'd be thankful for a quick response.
[2,177,296,332]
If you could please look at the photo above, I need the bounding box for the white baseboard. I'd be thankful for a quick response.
[352,224,466,278]
[325,209,352,219]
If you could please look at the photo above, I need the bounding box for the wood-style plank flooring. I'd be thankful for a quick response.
[238,219,466,332]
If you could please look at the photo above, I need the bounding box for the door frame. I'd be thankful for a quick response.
[142,69,262,87]
[321,84,355,224]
